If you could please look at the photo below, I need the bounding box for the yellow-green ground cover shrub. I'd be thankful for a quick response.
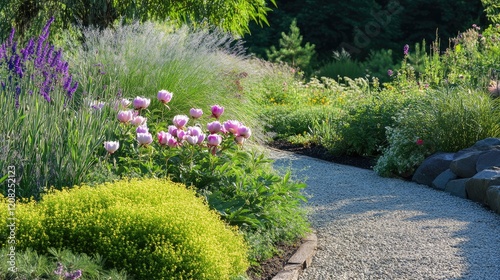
[1,178,248,280]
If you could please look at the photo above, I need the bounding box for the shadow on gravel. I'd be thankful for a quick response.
[271,151,500,279]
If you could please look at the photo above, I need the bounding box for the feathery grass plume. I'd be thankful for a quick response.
[68,21,267,141]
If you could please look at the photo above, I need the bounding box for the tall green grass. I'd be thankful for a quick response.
[375,87,500,177]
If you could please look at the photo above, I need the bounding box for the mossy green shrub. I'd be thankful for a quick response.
[0,178,249,280]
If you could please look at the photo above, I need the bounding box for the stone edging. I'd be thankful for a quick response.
[272,232,318,280]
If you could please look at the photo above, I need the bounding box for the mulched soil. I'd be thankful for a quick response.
[267,139,377,170]
[247,140,376,279]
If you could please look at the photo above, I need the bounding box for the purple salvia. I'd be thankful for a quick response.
[50,49,62,67]
[15,86,21,109]
[7,28,15,47]
[63,75,72,91]
[67,81,78,99]
[11,41,17,54]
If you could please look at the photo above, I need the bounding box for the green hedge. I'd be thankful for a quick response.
[1,178,249,280]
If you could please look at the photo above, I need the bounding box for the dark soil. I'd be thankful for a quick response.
[248,140,376,280]
[268,139,377,170]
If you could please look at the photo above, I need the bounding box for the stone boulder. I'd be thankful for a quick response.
[472,137,500,149]
[412,153,454,186]
[431,169,457,191]
[465,168,500,205]
[476,150,500,173]
[444,178,469,199]
[486,186,500,215]
[449,151,484,178]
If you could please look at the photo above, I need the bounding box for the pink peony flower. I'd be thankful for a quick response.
[187,126,203,137]
[197,134,206,144]
[235,136,246,145]
[177,130,187,140]
[189,108,203,119]
[173,115,189,129]
[117,110,133,123]
[207,121,222,134]
[185,135,199,145]
[137,132,153,146]
[136,125,149,134]
[207,134,222,147]
[104,141,120,154]
[223,120,241,135]
[211,105,224,119]
[157,89,173,104]
[157,131,176,147]
[237,125,251,139]
[168,125,178,137]
[133,96,151,110]
[130,116,147,126]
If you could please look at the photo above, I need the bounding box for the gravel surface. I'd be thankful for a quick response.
[268,149,500,280]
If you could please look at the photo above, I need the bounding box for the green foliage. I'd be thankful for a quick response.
[482,0,500,24]
[266,19,316,73]
[0,0,277,40]
[262,105,330,140]
[312,82,414,156]
[0,247,129,280]
[361,49,398,83]
[1,178,249,280]
[375,88,500,177]
[318,49,365,79]
[245,0,486,61]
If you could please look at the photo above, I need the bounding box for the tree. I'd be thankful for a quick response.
[0,0,277,40]
[266,19,316,72]
[482,0,500,24]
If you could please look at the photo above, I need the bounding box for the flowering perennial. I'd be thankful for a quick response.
[0,17,78,103]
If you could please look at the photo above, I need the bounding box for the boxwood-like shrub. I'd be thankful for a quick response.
[1,178,249,280]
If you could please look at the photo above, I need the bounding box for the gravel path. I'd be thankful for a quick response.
[268,149,500,280]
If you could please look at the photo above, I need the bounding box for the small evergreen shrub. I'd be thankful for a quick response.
[1,178,249,280]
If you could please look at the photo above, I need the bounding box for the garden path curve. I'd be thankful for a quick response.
[269,148,500,280]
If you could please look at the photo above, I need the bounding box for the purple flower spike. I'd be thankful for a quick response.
[403,44,409,56]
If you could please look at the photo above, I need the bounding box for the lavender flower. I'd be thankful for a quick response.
[403,44,409,56]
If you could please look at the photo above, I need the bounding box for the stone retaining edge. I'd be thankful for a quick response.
[271,232,318,280]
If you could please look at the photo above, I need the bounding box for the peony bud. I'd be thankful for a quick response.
[117,110,133,123]
[211,105,224,119]
[173,115,189,129]
[133,96,151,110]
[137,132,153,146]
[237,125,251,139]
[131,116,147,126]
[136,125,149,134]
[207,134,222,147]
[104,141,120,154]
[207,121,222,134]
[189,108,203,119]
[223,120,241,135]
[157,89,173,104]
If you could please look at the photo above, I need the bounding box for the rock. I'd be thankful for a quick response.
[445,178,469,199]
[472,137,500,149]
[486,186,500,214]
[432,169,457,191]
[412,153,454,186]
[476,150,500,173]
[465,168,500,205]
[449,151,484,178]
